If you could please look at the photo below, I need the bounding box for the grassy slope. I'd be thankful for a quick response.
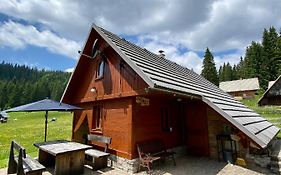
[241,95,281,137]
[0,112,72,168]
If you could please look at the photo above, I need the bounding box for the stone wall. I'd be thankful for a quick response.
[109,155,139,173]
[207,107,224,159]
[109,146,186,173]
[207,107,249,160]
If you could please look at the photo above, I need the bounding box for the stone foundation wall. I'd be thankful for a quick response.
[109,155,139,173]
[207,108,224,159]
[207,107,249,160]
[108,146,186,173]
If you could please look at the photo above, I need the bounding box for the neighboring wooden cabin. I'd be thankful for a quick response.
[61,25,279,173]
[219,78,260,100]
[259,75,281,106]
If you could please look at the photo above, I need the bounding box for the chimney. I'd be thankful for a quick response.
[158,50,165,58]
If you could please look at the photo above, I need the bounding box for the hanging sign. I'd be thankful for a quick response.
[136,96,150,106]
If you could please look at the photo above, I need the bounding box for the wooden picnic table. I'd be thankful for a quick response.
[34,140,92,175]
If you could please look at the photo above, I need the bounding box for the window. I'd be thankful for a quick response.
[96,60,105,79]
[161,107,172,132]
[92,106,102,131]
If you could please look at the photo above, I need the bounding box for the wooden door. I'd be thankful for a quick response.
[185,101,209,156]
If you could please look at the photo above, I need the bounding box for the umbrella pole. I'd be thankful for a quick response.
[44,111,48,142]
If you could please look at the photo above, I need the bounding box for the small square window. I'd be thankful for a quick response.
[92,106,102,131]
[96,60,105,79]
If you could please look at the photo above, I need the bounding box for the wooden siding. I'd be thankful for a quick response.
[71,98,133,159]
[228,90,257,99]
[185,101,209,156]
[132,96,184,158]
[63,30,148,104]
[131,95,211,159]
[260,96,281,106]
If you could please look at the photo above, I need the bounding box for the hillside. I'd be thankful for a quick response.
[241,95,281,137]
[0,62,71,110]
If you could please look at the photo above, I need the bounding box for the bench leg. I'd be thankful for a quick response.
[138,162,152,174]
[8,143,16,174]
[7,159,17,174]
[147,162,153,175]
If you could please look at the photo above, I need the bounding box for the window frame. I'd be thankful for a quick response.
[92,106,103,133]
[96,59,105,80]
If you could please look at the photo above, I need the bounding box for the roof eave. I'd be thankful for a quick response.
[147,86,202,100]
[202,97,268,148]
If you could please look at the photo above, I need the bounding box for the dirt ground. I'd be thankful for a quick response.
[0,156,274,175]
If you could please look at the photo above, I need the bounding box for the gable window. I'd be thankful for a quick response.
[161,107,172,132]
[96,60,105,79]
[92,106,103,131]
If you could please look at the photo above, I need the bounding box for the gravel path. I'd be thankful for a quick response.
[0,156,274,175]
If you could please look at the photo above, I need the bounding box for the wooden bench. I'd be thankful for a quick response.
[7,140,45,175]
[85,134,112,170]
[137,139,176,172]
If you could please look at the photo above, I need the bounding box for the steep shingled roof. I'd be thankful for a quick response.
[219,78,260,93]
[63,25,279,148]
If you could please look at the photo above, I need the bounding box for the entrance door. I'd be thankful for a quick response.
[185,101,209,156]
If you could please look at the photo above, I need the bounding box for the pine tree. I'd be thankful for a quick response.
[224,63,233,81]
[201,48,219,86]
[273,28,281,75]
[262,27,278,80]
[218,65,223,82]
[0,62,71,109]
[243,41,269,89]
[232,65,238,80]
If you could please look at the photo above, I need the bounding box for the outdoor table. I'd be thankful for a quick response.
[34,140,92,175]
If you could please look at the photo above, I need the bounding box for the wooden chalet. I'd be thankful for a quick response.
[219,78,260,99]
[61,25,279,172]
[259,75,281,106]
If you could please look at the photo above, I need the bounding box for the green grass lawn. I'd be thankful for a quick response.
[241,94,281,137]
[0,112,72,168]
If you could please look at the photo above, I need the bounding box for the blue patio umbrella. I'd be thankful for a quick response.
[5,99,82,141]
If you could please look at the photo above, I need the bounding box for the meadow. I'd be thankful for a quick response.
[0,111,72,168]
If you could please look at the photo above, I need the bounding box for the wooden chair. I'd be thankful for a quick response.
[8,140,45,175]
[85,134,112,170]
[137,139,176,173]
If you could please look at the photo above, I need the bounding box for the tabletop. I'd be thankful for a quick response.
[34,140,92,156]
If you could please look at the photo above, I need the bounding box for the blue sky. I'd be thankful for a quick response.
[0,0,281,73]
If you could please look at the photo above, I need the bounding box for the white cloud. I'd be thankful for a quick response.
[65,67,74,72]
[0,21,80,59]
[1,0,281,70]
[214,53,242,69]
[182,0,281,51]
